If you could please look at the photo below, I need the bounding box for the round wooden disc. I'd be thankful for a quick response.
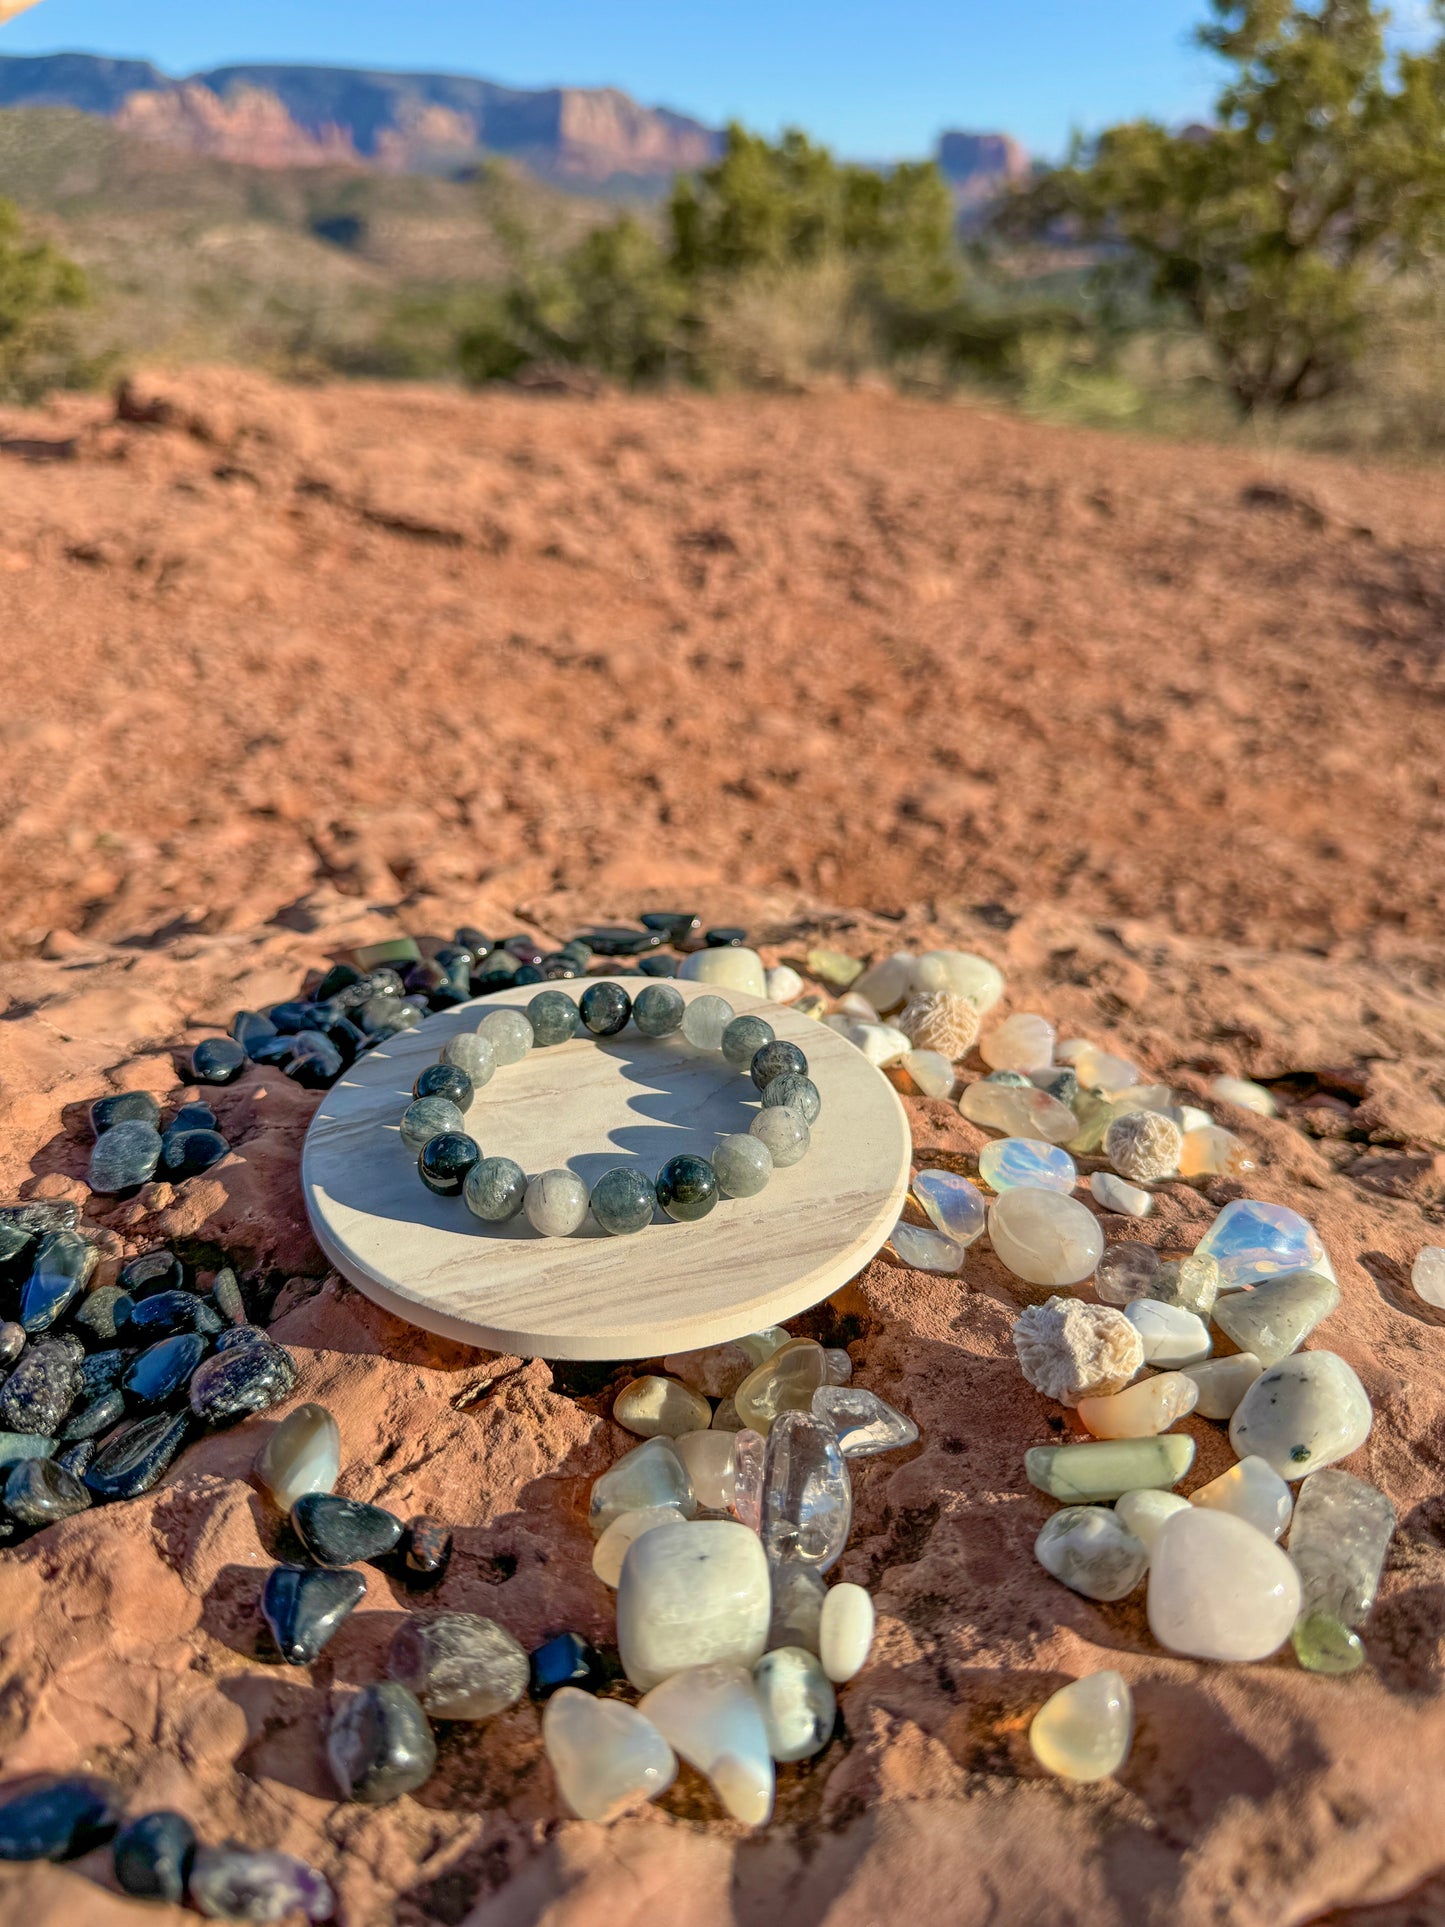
[302,978,911,1360]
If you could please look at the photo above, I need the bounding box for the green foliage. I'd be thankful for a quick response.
[0,194,87,399]
[1006,0,1445,413]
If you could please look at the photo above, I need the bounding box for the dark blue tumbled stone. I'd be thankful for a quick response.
[232,1008,279,1051]
[160,1127,230,1179]
[54,1438,95,1481]
[246,1032,302,1068]
[191,1037,246,1085]
[168,1101,218,1134]
[213,1324,266,1353]
[123,1333,207,1407]
[0,1774,121,1861]
[89,1090,161,1136]
[20,1232,97,1333]
[268,1001,322,1034]
[418,1133,480,1197]
[750,1038,809,1093]
[84,1409,192,1501]
[122,1290,223,1340]
[61,1389,127,1441]
[113,1809,196,1903]
[0,1340,80,1436]
[655,1154,719,1223]
[189,1337,297,1425]
[292,1492,404,1568]
[637,954,679,977]
[119,1249,184,1299]
[4,1456,90,1528]
[413,1063,473,1110]
[262,1563,367,1665]
[529,1631,601,1699]
[286,1048,343,1090]
[705,926,748,947]
[77,1348,128,1401]
[87,1121,162,1196]
[313,1010,366,1063]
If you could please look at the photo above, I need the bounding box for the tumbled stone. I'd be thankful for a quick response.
[1192,1454,1292,1540]
[663,1341,752,1398]
[1027,1435,1195,1503]
[980,1013,1055,1073]
[211,1267,246,1325]
[1291,1611,1366,1674]
[4,1456,91,1529]
[292,1492,403,1567]
[524,1168,590,1236]
[1029,1672,1133,1783]
[123,1332,206,1407]
[760,1411,851,1572]
[1059,1041,1141,1093]
[673,1429,736,1510]
[1181,1352,1263,1419]
[402,1515,452,1588]
[122,1289,223,1340]
[188,1846,332,1922]
[83,1410,191,1501]
[1213,1267,1341,1367]
[754,1647,836,1761]
[1150,1253,1221,1319]
[262,1564,367,1665]
[254,1403,340,1512]
[639,1662,774,1825]
[1013,1296,1143,1406]
[529,1631,600,1698]
[20,1231,98,1334]
[765,965,804,1004]
[1035,1506,1147,1600]
[811,1384,918,1457]
[61,1390,125,1441]
[1147,1507,1301,1661]
[1195,1197,1333,1291]
[387,1611,529,1721]
[90,1090,162,1136]
[191,1037,246,1085]
[593,1506,690,1587]
[900,1049,955,1098]
[889,1219,964,1274]
[911,1168,987,1247]
[854,951,916,1013]
[989,1189,1104,1288]
[544,1688,677,1821]
[1090,1172,1153,1218]
[979,1138,1076,1195]
[475,1007,534,1063]
[731,1427,765,1530]
[0,1432,56,1467]
[1288,1467,1396,1633]
[87,1121,162,1195]
[329,1680,436,1804]
[735,1339,827,1434]
[614,1375,712,1439]
[0,1339,80,1436]
[1413,1246,1445,1309]
[1077,1370,1198,1439]
[678,947,767,997]
[912,949,1005,1011]
[589,1437,695,1536]
[1123,1299,1211,1366]
[836,1019,910,1067]
[160,1127,230,1179]
[0,1324,24,1367]
[399,1095,464,1154]
[190,1337,297,1425]
[655,1153,720,1221]
[1094,1241,1159,1306]
[1066,1092,1131,1155]
[0,1773,121,1861]
[711,1396,742,1431]
[1114,1487,1190,1550]
[119,1249,184,1299]
[113,1810,196,1904]
[961,1081,1078,1144]
[1179,1125,1254,1179]
[817,1581,875,1683]
[1210,1075,1277,1116]
[1230,1351,1372,1478]
[463,1155,527,1223]
[768,1558,826,1652]
[617,1519,770,1690]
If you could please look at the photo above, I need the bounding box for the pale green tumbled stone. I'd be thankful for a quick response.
[1291,1611,1365,1674]
[1213,1267,1341,1368]
[400,1095,464,1153]
[713,1134,773,1198]
[681,994,735,1050]
[1029,1671,1133,1783]
[750,1105,809,1166]
[475,1007,533,1065]
[677,947,767,998]
[1036,1506,1147,1600]
[1026,1434,1195,1503]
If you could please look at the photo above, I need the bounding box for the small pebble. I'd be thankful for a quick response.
[254,1403,340,1512]
[1412,1246,1445,1309]
[1210,1075,1278,1116]
[87,1121,162,1195]
[592,1505,690,1587]
[84,1410,192,1501]
[1090,1172,1153,1217]
[979,1012,1055,1074]
[988,1187,1103,1288]
[1029,1672,1133,1783]
[818,1582,874,1682]
[389,1612,530,1719]
[1147,1508,1299,1661]
[119,1249,184,1298]
[4,1456,91,1528]
[262,1564,367,1665]
[189,1337,298,1425]
[889,1219,964,1274]
[0,1773,122,1861]
[113,1810,196,1904]
[614,1375,711,1438]
[292,1492,403,1567]
[90,1090,161,1136]
[191,1038,246,1085]
[123,1333,207,1406]
[543,1687,676,1821]
[403,1514,452,1587]
[160,1128,229,1179]
[1192,1454,1293,1540]
[188,1845,333,1923]
[1122,1298,1211,1366]
[329,1680,436,1804]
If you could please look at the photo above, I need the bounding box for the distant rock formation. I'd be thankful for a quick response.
[935,130,1031,209]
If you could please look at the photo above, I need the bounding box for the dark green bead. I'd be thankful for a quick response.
[721,1014,773,1070]
[418,1133,480,1196]
[413,1063,473,1110]
[526,990,580,1046]
[579,982,632,1037]
[633,983,685,1036]
[590,1167,655,1236]
[655,1155,719,1223]
[750,1039,808,1092]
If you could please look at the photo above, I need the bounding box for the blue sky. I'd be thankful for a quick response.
[0,0,1228,159]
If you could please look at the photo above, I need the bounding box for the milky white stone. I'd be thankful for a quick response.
[912,950,1004,1011]
[1013,1296,1144,1405]
[524,1168,589,1237]
[890,1220,964,1275]
[1180,1125,1254,1179]
[663,1341,754,1398]
[753,1647,836,1761]
[1090,1172,1153,1218]
[673,1429,736,1510]
[1029,1671,1133,1783]
[589,1437,695,1536]
[960,1081,1078,1144]
[1036,1506,1147,1601]
[1077,1371,1198,1439]
[854,952,916,1014]
[1110,1084,1176,1115]
[677,946,767,997]
[591,1506,690,1587]
[1115,1488,1190,1551]
[988,1187,1104,1288]
[617,1520,771,1690]
[1123,1299,1211,1367]
[1229,1351,1372,1479]
[913,1169,987,1246]
[818,1582,875,1682]
[253,1402,340,1512]
[1210,1075,1278,1116]
[834,991,880,1021]
[613,1375,712,1439]
[1147,1507,1301,1661]
[841,1021,911,1067]
[1181,1352,1262,1419]
[639,1663,774,1825]
[903,1049,955,1098]
[764,965,804,1004]
[543,1688,676,1822]
[1191,1455,1293,1541]
[1412,1246,1445,1310]
[980,1013,1056,1074]
[1060,1041,1141,1093]
[1178,1105,1215,1135]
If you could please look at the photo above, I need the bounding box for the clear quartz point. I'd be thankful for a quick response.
[760,1410,852,1572]
[811,1384,918,1457]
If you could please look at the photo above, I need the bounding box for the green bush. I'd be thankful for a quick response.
[0,194,88,399]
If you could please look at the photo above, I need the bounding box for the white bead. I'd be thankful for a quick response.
[818,1582,874,1682]
[616,1520,770,1690]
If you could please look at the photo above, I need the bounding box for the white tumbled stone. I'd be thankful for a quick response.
[818,1582,875,1682]
[1122,1299,1211,1366]
[1147,1507,1301,1661]
[592,1506,691,1588]
[854,951,917,1013]
[1412,1246,1445,1309]
[1035,1506,1147,1601]
[673,1429,736,1510]
[253,1403,340,1513]
[764,965,805,1005]
[543,1688,676,1822]
[1090,1172,1154,1218]
[890,1219,965,1274]
[988,1187,1104,1288]
[1029,1671,1133,1783]
[1114,1487,1190,1551]
[912,950,1005,1011]
[639,1663,774,1825]
[1229,1351,1372,1479]
[616,1519,770,1690]
[1210,1075,1278,1116]
[678,946,768,997]
[1077,1370,1198,1439]
[1181,1352,1263,1419]
[1191,1455,1293,1541]
[753,1647,836,1761]
[589,1437,694,1536]
[902,1049,955,1098]
[980,1012,1056,1073]
[841,1021,911,1067]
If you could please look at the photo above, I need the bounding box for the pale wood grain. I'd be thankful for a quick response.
[302,979,911,1359]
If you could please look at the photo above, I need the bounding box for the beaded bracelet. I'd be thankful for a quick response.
[395,982,822,1237]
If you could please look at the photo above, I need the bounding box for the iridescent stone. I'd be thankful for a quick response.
[1029,1672,1133,1783]
[754,1647,836,1760]
[589,1438,695,1536]
[1026,1434,1194,1502]
[890,1219,964,1274]
[1291,1612,1366,1674]
[292,1492,403,1567]
[960,1082,1077,1144]
[640,1662,774,1825]
[617,1519,770,1689]
[1210,1075,1277,1116]
[735,1339,827,1434]
[681,993,735,1049]
[1194,1198,1333,1291]
[4,1456,91,1528]
[1122,1299,1211,1366]
[1094,1241,1159,1306]
[579,981,632,1037]
[979,1012,1055,1073]
[614,1376,712,1439]
[20,1232,97,1333]
[1179,1125,1254,1179]
[656,1154,719,1221]
[442,1030,496,1086]
[113,1811,196,1904]
[543,1688,676,1821]
[1288,1468,1396,1630]
[1230,1352,1372,1479]
[674,1429,736,1509]
[768,1558,826,1650]
[1013,1297,1143,1404]
[1149,1253,1221,1319]
[1212,1268,1341,1367]
[678,948,767,998]
[1191,1455,1292,1540]
[1104,1110,1182,1182]
[978,1138,1076,1195]
[731,1427,765,1529]
[712,1134,773,1198]
[988,1188,1104,1288]
[261,1564,366,1665]
[902,1049,955,1098]
[524,1169,589,1236]
[1077,1371,1198,1439]
[475,1007,533,1064]
[761,1072,821,1126]
[399,1095,464,1154]
[0,1339,80,1436]
[1035,1506,1147,1600]
[0,1773,121,1861]
[1061,1042,1141,1094]
[188,1847,332,1922]
[592,1506,691,1586]
[811,1385,919,1457]
[589,1167,656,1236]
[1413,1247,1445,1308]
[329,1681,436,1803]
[87,1121,162,1194]
[760,1411,851,1572]
[912,1168,987,1246]
[463,1155,527,1223]
[190,1336,297,1424]
[1114,1487,1189,1550]
[1181,1352,1262,1419]
[388,1612,529,1718]
[1147,1508,1301,1661]
[83,1410,191,1501]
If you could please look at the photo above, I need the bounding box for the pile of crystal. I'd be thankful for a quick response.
[545,1328,912,1825]
[1013,1193,1392,1691]
[0,1206,300,1528]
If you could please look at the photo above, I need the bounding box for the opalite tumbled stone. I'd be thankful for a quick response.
[1192,1455,1292,1540]
[1413,1246,1445,1309]
[614,1375,712,1439]
[812,1384,918,1457]
[673,1429,736,1510]
[1210,1075,1277,1116]
[712,1134,773,1198]
[400,1096,464,1154]
[639,1662,774,1825]
[524,1169,590,1237]
[617,1520,770,1690]
[735,1339,827,1434]
[589,1438,695,1536]
[913,1169,987,1246]
[961,1081,1078,1146]
[1029,1671,1133,1783]
[818,1581,874,1682]
[854,951,915,1013]
[475,1007,533,1064]
[544,1688,676,1821]
[988,1188,1104,1289]
[760,1411,851,1572]
[1212,1268,1340,1367]
[1090,1172,1153,1218]
[1013,1296,1144,1405]
[253,1402,340,1512]
[889,1219,965,1274]
[464,1156,527,1222]
[1026,1434,1194,1503]
[680,993,735,1050]
[749,1105,809,1167]
[1114,1487,1190,1550]
[1179,1124,1253,1179]
[1123,1299,1211,1366]
[1230,1351,1372,1478]
[912,949,1004,1012]
[1195,1198,1333,1291]
[592,1506,690,1587]
[1147,1507,1301,1661]
[1077,1371,1198,1439]
[1181,1352,1262,1419]
[753,1647,836,1761]
[1035,1506,1147,1600]
[679,947,767,997]
[1288,1468,1395,1631]
[1060,1042,1141,1094]
[979,1012,1055,1074]
[979,1138,1076,1195]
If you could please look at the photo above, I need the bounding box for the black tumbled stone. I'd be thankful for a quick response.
[20,1232,96,1333]
[113,1809,196,1904]
[61,1389,127,1441]
[655,1154,719,1223]
[511,963,545,986]
[54,1438,95,1481]
[705,925,748,947]
[0,1774,121,1861]
[261,1563,366,1665]
[4,1456,90,1528]
[637,954,679,977]
[213,1324,266,1352]
[122,1290,223,1340]
[120,1249,184,1299]
[417,1133,480,1197]
[169,1101,218,1134]
[84,1409,192,1501]
[247,1032,302,1068]
[160,1127,230,1179]
[0,1340,80,1436]
[87,1121,162,1195]
[313,963,366,1003]
[72,1288,130,1347]
[413,1063,473,1110]
[454,926,492,956]
[123,1333,207,1407]
[286,1049,343,1089]
[267,1001,321,1034]
[232,1009,279,1051]
[191,1037,246,1085]
[582,926,662,957]
[750,1038,809,1092]
[328,1681,436,1804]
[292,1492,404,1568]
[89,1090,161,1136]
[640,911,700,939]
[189,1338,297,1425]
